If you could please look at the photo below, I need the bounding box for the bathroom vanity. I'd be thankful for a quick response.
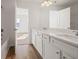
[32,29,78,59]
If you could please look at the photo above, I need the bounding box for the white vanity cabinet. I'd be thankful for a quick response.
[32,30,43,56]
[32,30,37,47]
[50,36,77,59]
[35,32,43,56]
[43,34,61,59]
[32,29,78,59]
[42,34,50,59]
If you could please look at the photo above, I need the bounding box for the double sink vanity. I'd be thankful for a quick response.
[32,28,78,59]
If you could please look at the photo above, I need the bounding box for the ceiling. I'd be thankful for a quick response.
[16,0,78,9]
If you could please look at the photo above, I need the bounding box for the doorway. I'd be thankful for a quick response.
[15,8,30,45]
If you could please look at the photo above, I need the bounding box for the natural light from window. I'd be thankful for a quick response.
[49,7,70,29]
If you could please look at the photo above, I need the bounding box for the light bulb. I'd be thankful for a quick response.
[41,0,52,7]
[44,1,48,4]
[41,3,45,6]
[48,1,52,5]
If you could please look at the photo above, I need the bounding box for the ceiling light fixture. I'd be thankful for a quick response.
[41,0,53,7]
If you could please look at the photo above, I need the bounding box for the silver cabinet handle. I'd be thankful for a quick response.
[63,56,66,59]
[56,51,60,54]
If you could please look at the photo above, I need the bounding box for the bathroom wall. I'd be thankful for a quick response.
[16,0,78,44]
[1,0,15,46]
[58,2,78,30]
[39,8,49,28]
[1,0,77,46]
[16,1,49,29]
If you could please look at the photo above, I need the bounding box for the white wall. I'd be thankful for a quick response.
[39,8,49,28]
[1,0,15,46]
[16,1,78,30]
[16,1,49,29]
[1,40,9,59]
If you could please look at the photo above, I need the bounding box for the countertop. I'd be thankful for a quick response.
[32,28,78,47]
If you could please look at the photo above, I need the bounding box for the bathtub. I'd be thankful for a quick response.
[1,40,9,59]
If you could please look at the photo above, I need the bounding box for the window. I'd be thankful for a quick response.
[16,18,20,28]
[49,7,70,29]
[16,8,29,33]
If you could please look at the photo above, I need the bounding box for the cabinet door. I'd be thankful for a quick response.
[43,34,60,59]
[32,30,37,46]
[62,52,73,59]
[50,39,61,59]
[43,34,50,59]
[47,45,61,59]
[52,36,74,57]
[36,32,43,56]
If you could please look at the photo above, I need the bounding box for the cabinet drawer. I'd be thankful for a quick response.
[50,36,74,57]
